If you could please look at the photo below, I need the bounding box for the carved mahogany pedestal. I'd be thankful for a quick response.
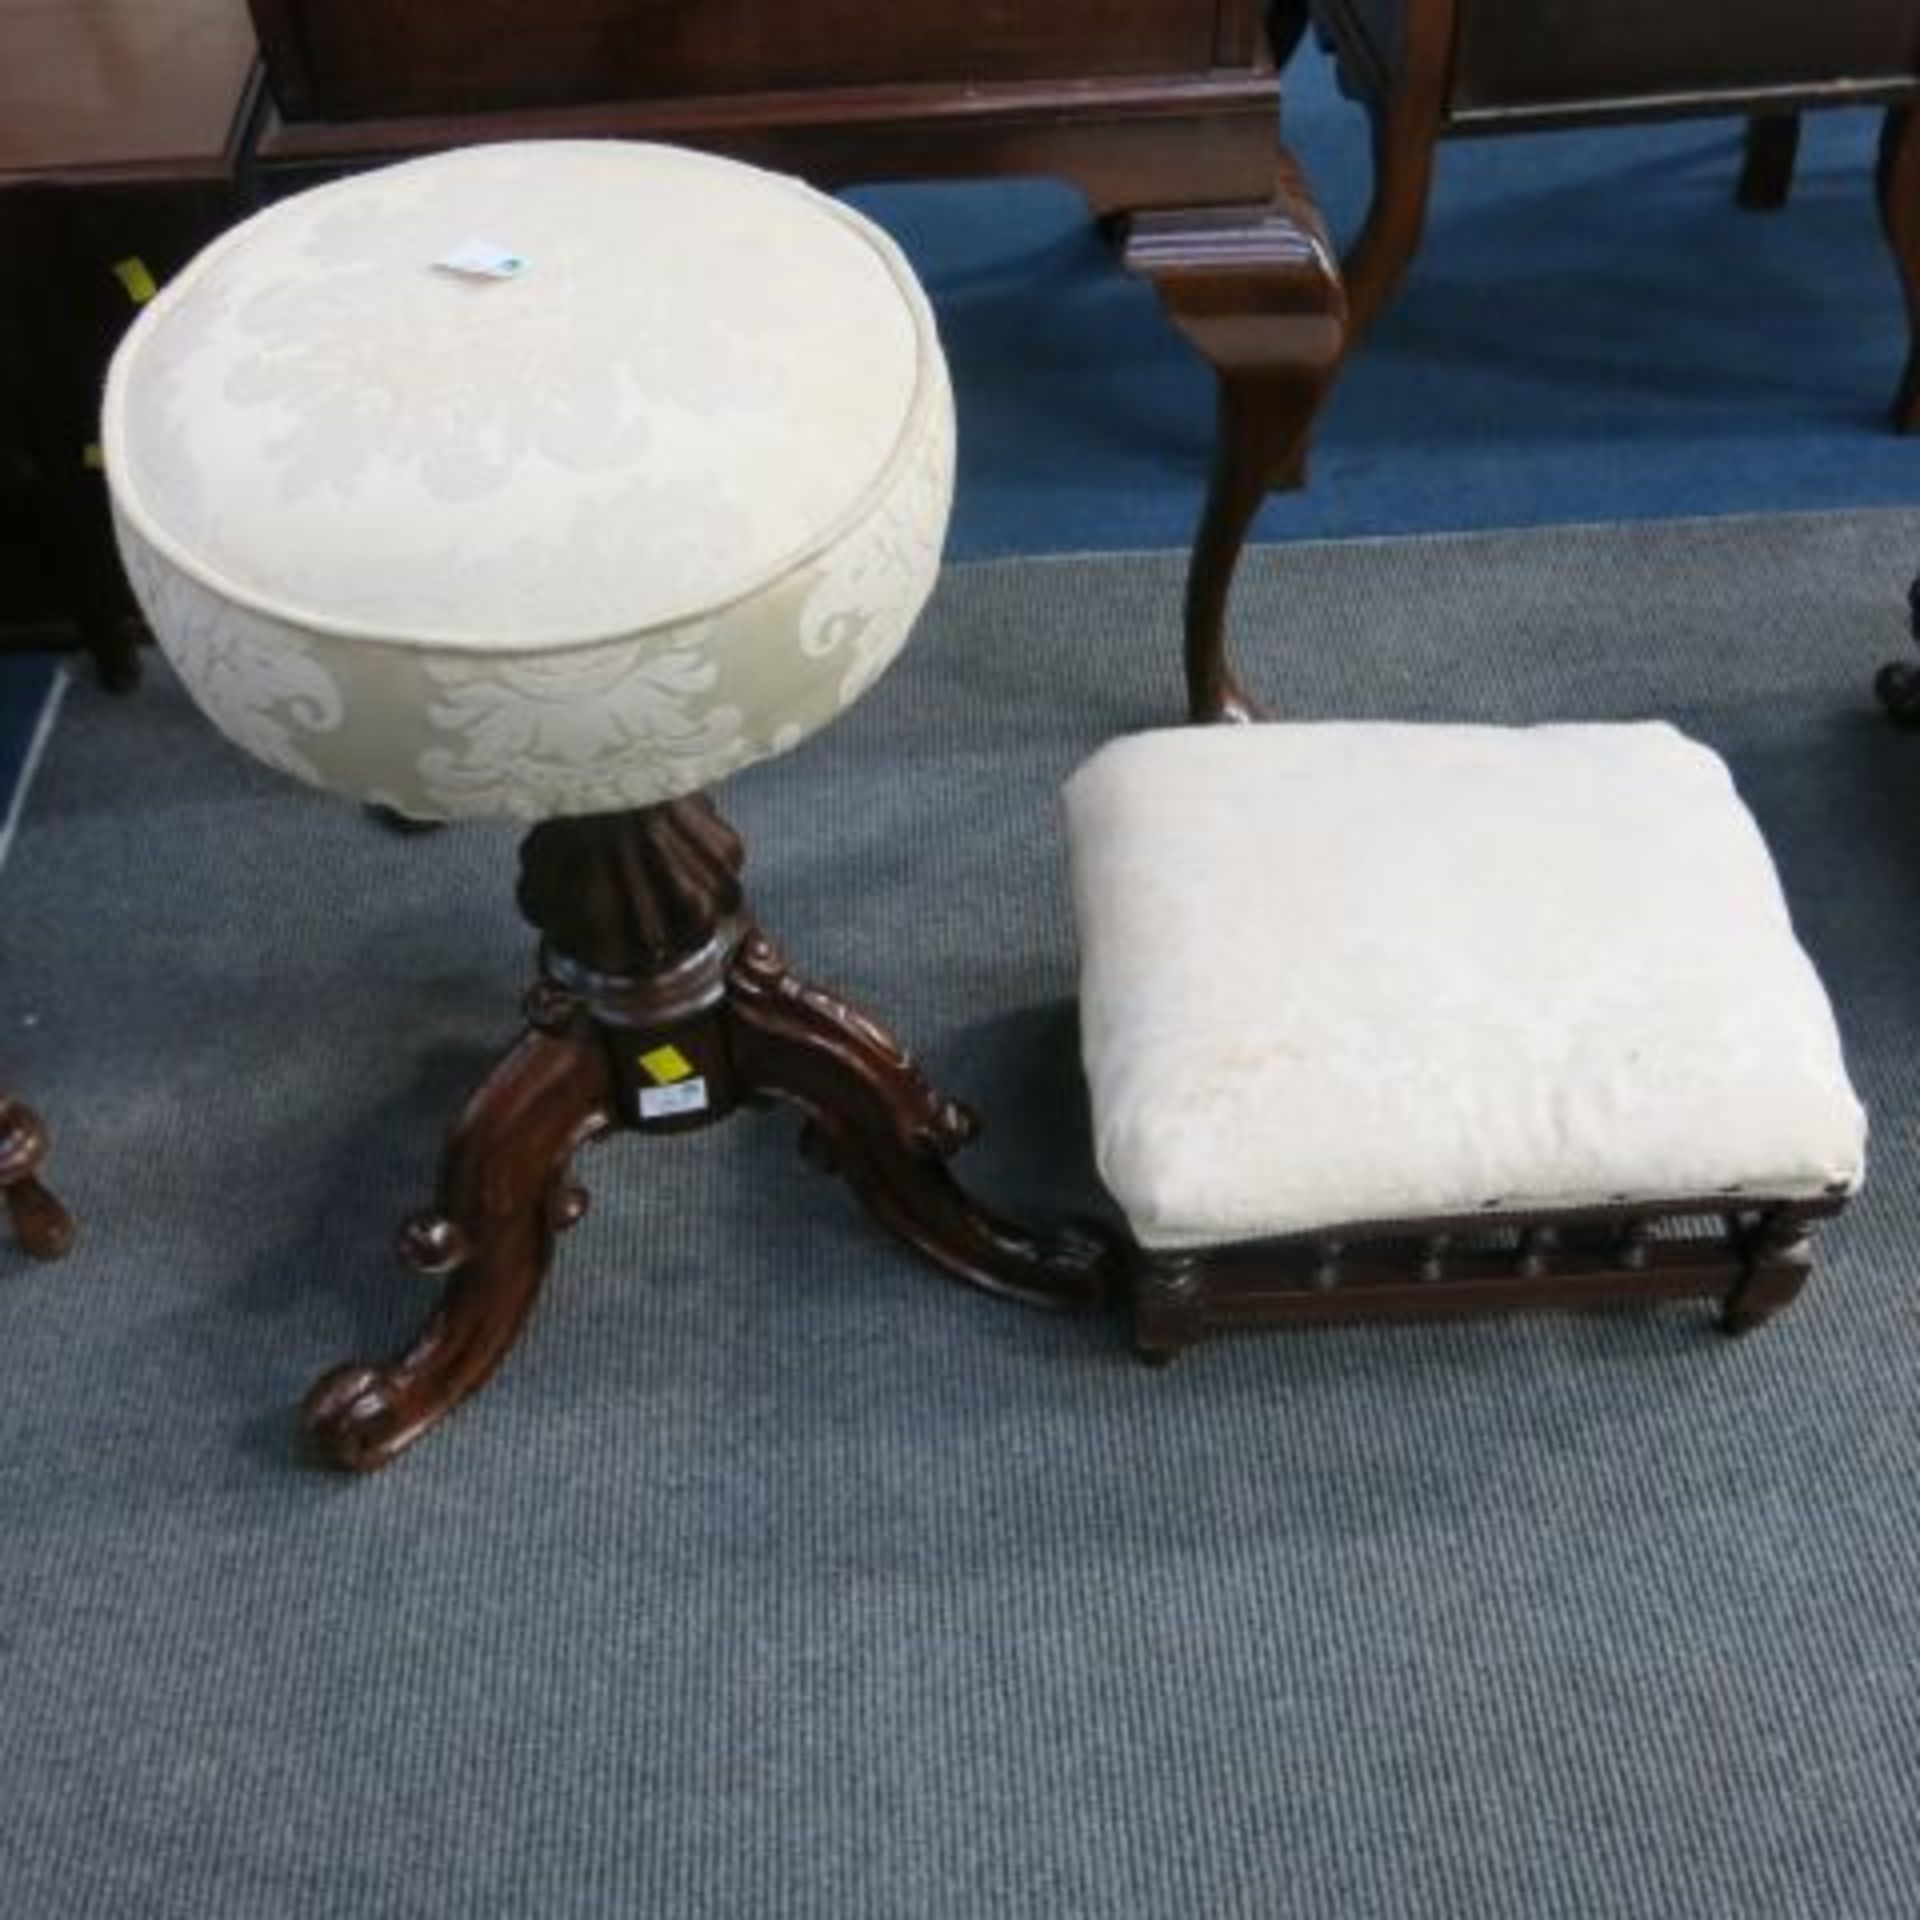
[0,1093,74,1260]
[303,796,1109,1471]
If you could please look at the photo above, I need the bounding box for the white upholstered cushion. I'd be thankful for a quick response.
[1064,723,1865,1249]
[102,141,953,820]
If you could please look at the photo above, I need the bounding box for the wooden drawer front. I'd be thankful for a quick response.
[252,0,1230,120]
[1452,0,1920,117]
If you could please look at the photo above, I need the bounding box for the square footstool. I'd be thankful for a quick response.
[1063,722,1867,1358]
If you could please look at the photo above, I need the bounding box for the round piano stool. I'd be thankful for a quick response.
[103,141,1105,1471]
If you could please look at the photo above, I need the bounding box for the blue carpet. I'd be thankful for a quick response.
[856,49,1918,561]
[6,515,1919,1918]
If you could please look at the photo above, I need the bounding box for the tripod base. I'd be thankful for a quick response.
[304,797,1108,1471]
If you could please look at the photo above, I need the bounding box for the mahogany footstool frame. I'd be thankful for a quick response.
[1129,1194,1846,1362]
[1063,723,1867,1363]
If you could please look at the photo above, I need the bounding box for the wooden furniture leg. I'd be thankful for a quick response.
[1339,0,1455,345]
[1720,1207,1815,1335]
[1737,112,1802,209]
[1123,149,1348,721]
[0,1093,75,1260]
[1874,571,1920,723]
[1878,104,1920,432]
[303,796,1109,1472]
[303,1025,616,1470]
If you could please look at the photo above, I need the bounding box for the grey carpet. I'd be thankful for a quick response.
[5,511,1920,1919]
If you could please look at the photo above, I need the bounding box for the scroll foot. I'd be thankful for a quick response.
[303,1363,434,1473]
[302,1025,614,1472]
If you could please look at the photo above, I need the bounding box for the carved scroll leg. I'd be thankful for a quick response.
[1737,113,1801,211]
[1877,105,1920,433]
[724,933,1112,1313]
[304,1021,616,1472]
[1124,150,1348,722]
[1721,1208,1813,1336]
[0,1098,75,1261]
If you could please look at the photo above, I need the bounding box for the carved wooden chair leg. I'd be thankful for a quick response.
[1124,150,1347,720]
[724,932,1110,1311]
[1341,0,1453,344]
[1737,112,1802,210]
[1877,104,1920,432]
[0,1095,75,1260]
[302,1025,616,1471]
[1178,371,1314,722]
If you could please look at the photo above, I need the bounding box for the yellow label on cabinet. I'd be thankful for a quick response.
[638,1044,695,1085]
[112,257,159,304]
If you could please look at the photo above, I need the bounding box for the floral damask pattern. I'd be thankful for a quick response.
[114,518,345,789]
[416,633,752,819]
[796,357,957,712]
[109,143,923,646]
[102,141,957,824]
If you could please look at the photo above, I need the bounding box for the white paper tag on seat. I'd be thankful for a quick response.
[434,240,527,281]
[639,1077,709,1120]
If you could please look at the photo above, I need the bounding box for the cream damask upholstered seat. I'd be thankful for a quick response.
[1067,722,1865,1246]
[103,140,953,822]
[1065,722,1864,1353]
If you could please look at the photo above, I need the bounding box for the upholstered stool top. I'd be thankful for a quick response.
[102,140,954,820]
[1064,723,1866,1250]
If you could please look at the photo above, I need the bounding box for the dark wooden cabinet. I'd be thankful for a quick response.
[248,0,1287,221]
[0,0,261,682]
[243,0,1348,718]
[247,0,1243,120]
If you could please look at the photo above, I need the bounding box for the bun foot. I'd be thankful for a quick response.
[6,1176,75,1260]
[0,1099,74,1260]
[303,1363,433,1473]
